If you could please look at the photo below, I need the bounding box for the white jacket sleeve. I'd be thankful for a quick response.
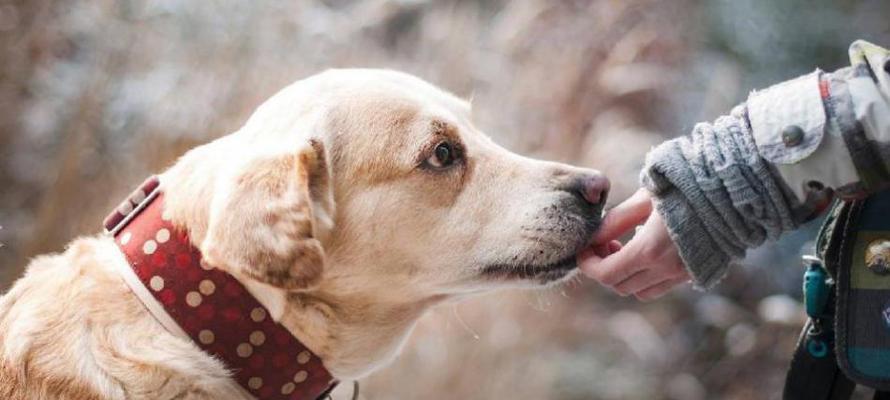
[748,40,890,204]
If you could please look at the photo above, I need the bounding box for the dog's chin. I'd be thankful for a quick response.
[480,254,580,285]
[480,215,602,286]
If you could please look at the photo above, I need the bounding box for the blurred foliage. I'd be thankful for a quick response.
[1,0,888,399]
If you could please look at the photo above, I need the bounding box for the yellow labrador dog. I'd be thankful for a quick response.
[0,69,608,399]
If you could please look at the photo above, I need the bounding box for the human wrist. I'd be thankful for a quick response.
[649,191,731,290]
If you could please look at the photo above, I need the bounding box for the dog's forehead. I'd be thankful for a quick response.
[314,69,471,121]
[241,69,471,148]
[299,70,482,186]
[242,69,481,181]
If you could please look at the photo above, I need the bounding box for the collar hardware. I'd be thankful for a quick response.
[103,176,161,236]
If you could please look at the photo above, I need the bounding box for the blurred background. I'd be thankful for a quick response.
[1,0,889,398]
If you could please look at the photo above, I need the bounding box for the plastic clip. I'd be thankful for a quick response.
[802,255,830,319]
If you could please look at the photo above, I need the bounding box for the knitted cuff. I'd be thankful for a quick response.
[652,191,732,290]
[641,106,798,290]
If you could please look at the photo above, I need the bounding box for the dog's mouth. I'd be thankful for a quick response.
[479,198,603,285]
[480,254,579,284]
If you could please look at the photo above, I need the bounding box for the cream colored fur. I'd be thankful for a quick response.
[0,69,605,399]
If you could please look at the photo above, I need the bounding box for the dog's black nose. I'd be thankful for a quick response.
[577,174,610,206]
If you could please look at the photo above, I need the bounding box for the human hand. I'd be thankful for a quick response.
[577,189,691,301]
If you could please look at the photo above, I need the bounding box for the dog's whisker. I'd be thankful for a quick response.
[450,304,480,340]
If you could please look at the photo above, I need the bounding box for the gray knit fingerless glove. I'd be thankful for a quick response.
[641,106,801,289]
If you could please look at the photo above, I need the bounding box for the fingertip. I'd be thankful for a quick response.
[577,253,603,277]
[591,190,654,243]
[577,245,599,260]
[592,243,612,258]
[634,277,686,302]
[635,294,655,302]
[630,187,654,203]
[634,288,662,302]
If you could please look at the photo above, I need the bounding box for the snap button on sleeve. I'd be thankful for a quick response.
[747,70,826,164]
[782,125,805,147]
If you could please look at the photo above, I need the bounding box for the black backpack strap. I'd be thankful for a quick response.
[784,199,858,399]
[784,318,855,400]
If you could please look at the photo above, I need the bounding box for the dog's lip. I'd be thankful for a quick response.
[480,254,578,283]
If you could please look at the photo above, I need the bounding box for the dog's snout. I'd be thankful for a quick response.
[576,174,610,206]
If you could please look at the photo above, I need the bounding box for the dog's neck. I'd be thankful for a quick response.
[276,281,443,379]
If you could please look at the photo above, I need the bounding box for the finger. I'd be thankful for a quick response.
[576,246,606,276]
[590,240,623,258]
[592,188,653,244]
[579,238,646,286]
[591,243,610,258]
[613,268,667,296]
[634,276,690,302]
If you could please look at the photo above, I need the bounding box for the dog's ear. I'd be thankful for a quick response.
[200,140,334,290]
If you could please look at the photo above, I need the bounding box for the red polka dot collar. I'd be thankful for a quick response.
[104,176,337,400]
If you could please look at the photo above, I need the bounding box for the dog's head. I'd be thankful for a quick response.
[192,69,607,294]
[166,69,608,376]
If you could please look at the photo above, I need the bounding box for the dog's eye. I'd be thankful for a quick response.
[427,141,457,168]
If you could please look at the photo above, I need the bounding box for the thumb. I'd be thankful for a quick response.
[592,188,653,244]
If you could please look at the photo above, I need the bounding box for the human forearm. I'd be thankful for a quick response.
[642,41,890,289]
